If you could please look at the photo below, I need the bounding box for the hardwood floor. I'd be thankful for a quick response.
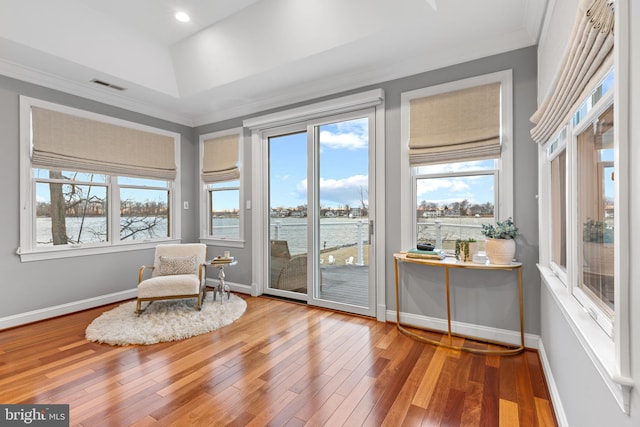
[0,295,557,426]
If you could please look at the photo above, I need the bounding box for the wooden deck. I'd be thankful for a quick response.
[319,264,369,307]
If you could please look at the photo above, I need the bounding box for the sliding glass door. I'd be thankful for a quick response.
[268,130,308,295]
[265,110,375,316]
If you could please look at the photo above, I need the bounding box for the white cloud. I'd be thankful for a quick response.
[416,178,470,197]
[296,175,369,207]
[319,130,367,150]
[415,160,493,174]
[319,118,368,150]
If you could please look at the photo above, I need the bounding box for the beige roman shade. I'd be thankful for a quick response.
[408,82,501,165]
[31,106,176,180]
[530,0,614,144]
[201,133,240,183]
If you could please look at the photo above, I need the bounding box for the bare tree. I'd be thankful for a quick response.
[359,185,368,216]
[49,171,68,245]
[43,172,166,245]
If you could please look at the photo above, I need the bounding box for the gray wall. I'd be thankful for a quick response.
[1,46,539,342]
[195,46,540,335]
[379,46,539,335]
[0,75,197,317]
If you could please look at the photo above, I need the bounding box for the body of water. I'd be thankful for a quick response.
[269,217,370,255]
[36,216,168,245]
[37,215,493,252]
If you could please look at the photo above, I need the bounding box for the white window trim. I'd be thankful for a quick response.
[569,97,615,336]
[244,89,387,321]
[198,127,245,248]
[537,0,633,410]
[545,127,569,284]
[400,70,514,250]
[18,96,182,262]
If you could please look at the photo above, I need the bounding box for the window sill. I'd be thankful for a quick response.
[17,238,181,262]
[538,264,633,413]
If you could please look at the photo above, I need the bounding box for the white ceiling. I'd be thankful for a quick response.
[0,0,547,126]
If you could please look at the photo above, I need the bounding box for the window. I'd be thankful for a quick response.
[119,177,171,241]
[414,160,497,251]
[548,129,567,276]
[401,71,513,251]
[34,170,109,246]
[543,71,615,335]
[199,128,243,245]
[534,0,631,412]
[539,67,632,411]
[576,104,615,323]
[19,97,181,261]
[208,180,240,240]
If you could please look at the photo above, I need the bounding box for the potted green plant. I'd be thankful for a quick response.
[455,238,476,262]
[481,217,519,265]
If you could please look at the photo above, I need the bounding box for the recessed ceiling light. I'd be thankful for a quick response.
[174,11,190,23]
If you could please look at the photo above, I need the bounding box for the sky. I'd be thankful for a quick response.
[414,161,496,208]
[269,118,369,210]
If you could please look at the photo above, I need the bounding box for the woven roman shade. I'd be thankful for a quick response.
[530,0,614,144]
[201,133,240,183]
[31,106,176,180]
[408,82,501,165]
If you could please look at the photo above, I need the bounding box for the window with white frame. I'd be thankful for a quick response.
[547,128,568,279]
[401,71,513,251]
[534,0,631,412]
[199,128,243,244]
[544,70,616,335]
[19,97,181,261]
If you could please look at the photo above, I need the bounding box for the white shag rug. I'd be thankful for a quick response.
[85,294,246,346]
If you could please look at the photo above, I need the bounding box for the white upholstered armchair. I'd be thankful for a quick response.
[136,243,208,314]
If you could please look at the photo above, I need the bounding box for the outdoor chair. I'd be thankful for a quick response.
[270,240,312,292]
[135,243,208,314]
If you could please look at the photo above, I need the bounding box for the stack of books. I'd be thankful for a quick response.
[405,248,445,260]
[211,256,234,264]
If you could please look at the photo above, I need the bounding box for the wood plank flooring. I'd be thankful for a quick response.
[0,295,557,426]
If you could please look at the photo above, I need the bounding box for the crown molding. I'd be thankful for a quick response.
[192,34,536,126]
[0,57,195,127]
[2,26,539,129]
[524,0,549,43]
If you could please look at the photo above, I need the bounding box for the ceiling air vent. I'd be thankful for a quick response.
[91,79,126,91]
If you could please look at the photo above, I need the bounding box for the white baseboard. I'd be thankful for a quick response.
[1,281,253,330]
[537,338,569,427]
[204,278,251,295]
[386,309,540,349]
[0,289,137,330]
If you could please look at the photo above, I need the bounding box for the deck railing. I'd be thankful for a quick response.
[417,220,485,250]
[271,219,369,265]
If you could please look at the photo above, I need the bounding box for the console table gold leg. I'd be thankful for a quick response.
[394,258,400,325]
[393,253,525,356]
[518,267,525,349]
[445,266,452,346]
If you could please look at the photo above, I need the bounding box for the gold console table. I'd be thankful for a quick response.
[393,252,524,356]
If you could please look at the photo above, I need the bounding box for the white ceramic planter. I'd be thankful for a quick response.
[485,238,516,265]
